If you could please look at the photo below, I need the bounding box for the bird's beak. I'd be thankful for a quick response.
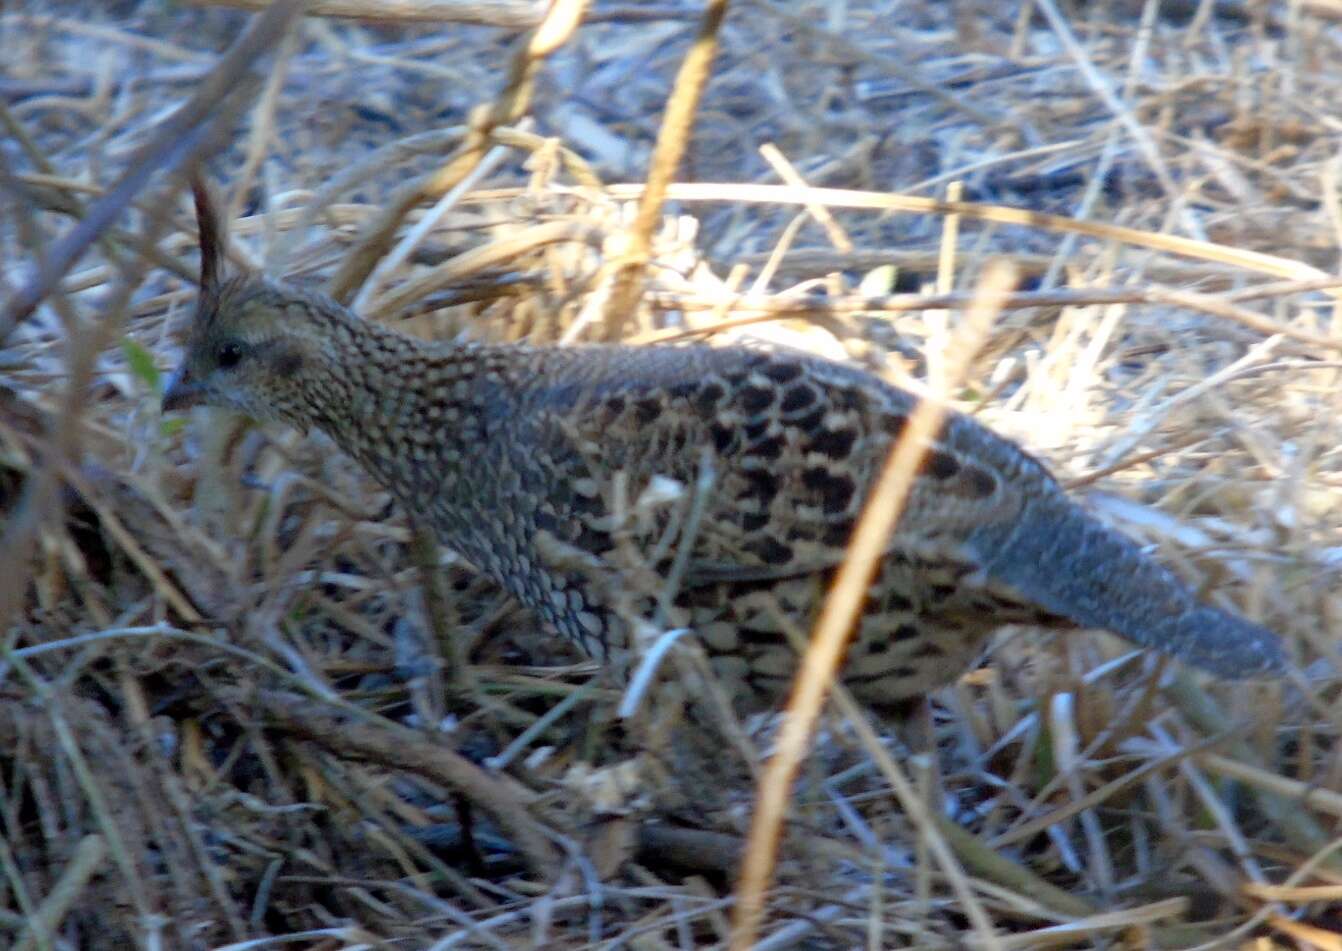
[161,368,204,413]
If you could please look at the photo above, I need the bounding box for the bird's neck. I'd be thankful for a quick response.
[303,316,503,507]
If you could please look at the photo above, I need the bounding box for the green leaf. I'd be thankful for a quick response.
[159,417,186,437]
[1033,719,1056,784]
[121,338,162,393]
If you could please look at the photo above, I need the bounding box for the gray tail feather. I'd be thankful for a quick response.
[972,495,1286,678]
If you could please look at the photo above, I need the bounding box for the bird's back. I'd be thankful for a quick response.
[388,340,1283,708]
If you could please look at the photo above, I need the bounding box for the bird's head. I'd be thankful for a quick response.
[161,177,347,431]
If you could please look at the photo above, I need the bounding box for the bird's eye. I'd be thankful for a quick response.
[217,343,243,369]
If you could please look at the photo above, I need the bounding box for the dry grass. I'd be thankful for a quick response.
[1,1,1340,948]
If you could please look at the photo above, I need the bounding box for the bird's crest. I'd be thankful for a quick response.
[190,171,224,317]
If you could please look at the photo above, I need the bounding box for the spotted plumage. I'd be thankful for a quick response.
[162,180,1285,716]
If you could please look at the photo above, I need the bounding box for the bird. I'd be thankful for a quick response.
[161,179,1285,719]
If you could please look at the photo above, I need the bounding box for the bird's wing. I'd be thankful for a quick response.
[516,343,1032,579]
[515,343,1285,678]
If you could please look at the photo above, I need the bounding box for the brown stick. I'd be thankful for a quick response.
[248,688,564,879]
[186,0,545,27]
[632,284,1342,353]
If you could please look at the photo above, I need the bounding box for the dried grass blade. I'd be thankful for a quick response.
[728,260,1018,950]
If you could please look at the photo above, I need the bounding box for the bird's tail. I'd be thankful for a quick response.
[970,494,1286,678]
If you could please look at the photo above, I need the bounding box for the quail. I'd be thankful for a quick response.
[161,181,1285,717]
